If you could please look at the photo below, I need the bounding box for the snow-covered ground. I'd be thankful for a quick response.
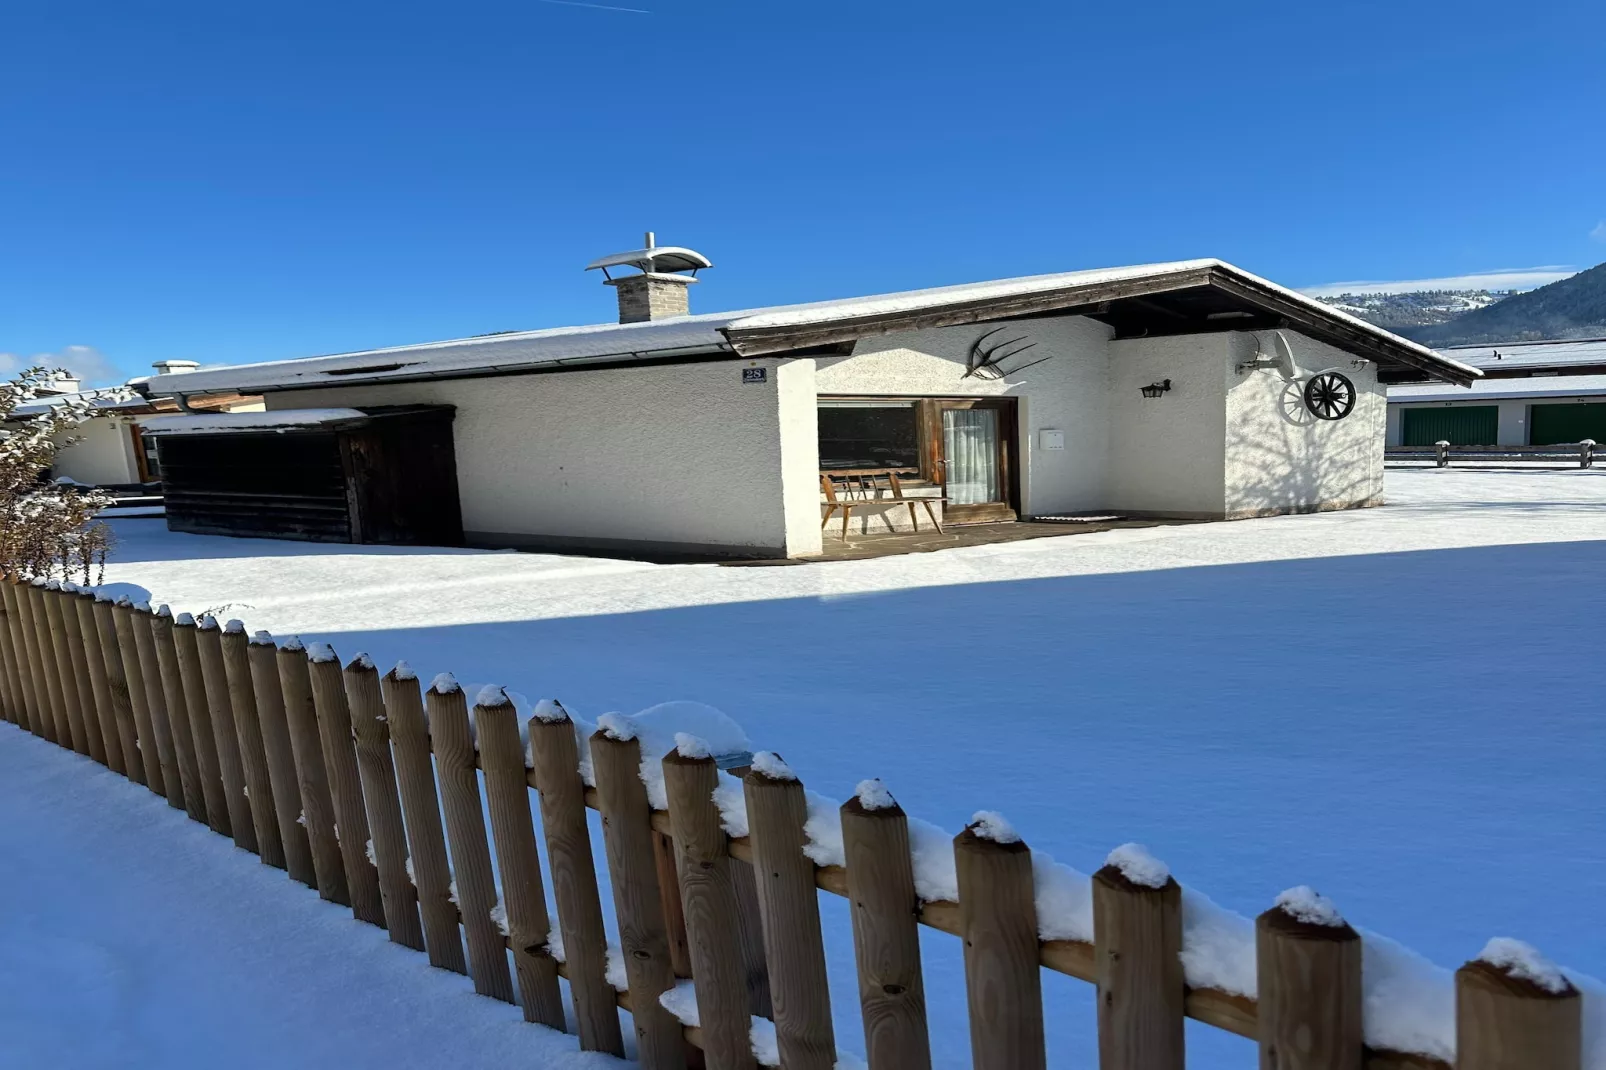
[6,467,1604,1067]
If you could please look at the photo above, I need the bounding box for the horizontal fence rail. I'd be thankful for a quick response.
[0,575,1588,1070]
[1386,439,1596,468]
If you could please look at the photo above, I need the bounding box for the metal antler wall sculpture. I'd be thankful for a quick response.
[964,326,1054,379]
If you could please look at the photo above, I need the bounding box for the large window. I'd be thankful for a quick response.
[818,401,920,471]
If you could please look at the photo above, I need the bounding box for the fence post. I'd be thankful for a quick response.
[344,653,423,949]
[130,603,184,809]
[1092,850,1184,1070]
[380,664,464,973]
[90,594,142,784]
[276,640,349,904]
[476,693,569,1029]
[42,582,93,756]
[591,728,688,1070]
[1455,942,1581,1070]
[662,744,758,1070]
[426,676,515,1003]
[73,590,125,774]
[955,815,1046,1070]
[1435,439,1450,467]
[655,827,695,978]
[1581,438,1595,469]
[195,617,254,851]
[306,644,383,926]
[247,632,314,885]
[220,622,284,867]
[0,580,23,727]
[111,599,164,794]
[152,607,208,822]
[743,755,836,1070]
[1255,891,1363,1070]
[526,704,623,1051]
[173,613,231,836]
[4,581,44,738]
[25,581,68,745]
[840,786,932,1070]
[60,585,109,762]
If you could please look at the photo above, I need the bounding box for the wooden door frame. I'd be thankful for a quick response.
[919,397,1020,525]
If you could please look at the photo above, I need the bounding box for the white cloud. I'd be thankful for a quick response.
[1300,266,1576,298]
[0,345,127,387]
[1590,221,1606,244]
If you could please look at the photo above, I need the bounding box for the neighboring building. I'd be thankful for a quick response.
[133,245,1477,558]
[1388,338,1606,446]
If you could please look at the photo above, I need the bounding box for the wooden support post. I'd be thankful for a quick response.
[25,582,68,745]
[426,677,515,1003]
[195,618,255,850]
[591,730,687,1070]
[220,623,284,867]
[0,580,22,727]
[152,607,207,822]
[526,706,622,1051]
[380,665,464,972]
[1456,952,1582,1070]
[276,642,348,904]
[90,595,143,785]
[129,603,182,808]
[662,747,758,1070]
[743,760,835,1070]
[247,633,314,884]
[112,599,164,793]
[306,647,383,926]
[57,586,107,762]
[840,791,932,1070]
[655,827,695,977]
[172,614,230,835]
[4,581,44,738]
[954,819,1046,1070]
[344,654,423,949]
[73,591,125,774]
[42,583,92,755]
[1255,899,1363,1070]
[1092,861,1184,1070]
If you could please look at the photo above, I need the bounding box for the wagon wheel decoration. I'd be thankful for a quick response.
[1303,370,1356,420]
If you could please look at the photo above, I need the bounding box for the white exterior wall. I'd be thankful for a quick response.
[1105,335,1228,517]
[51,416,141,486]
[267,357,814,557]
[1387,398,1532,446]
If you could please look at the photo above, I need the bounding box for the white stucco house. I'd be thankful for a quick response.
[131,245,1478,558]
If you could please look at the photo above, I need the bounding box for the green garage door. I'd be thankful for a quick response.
[1529,403,1606,445]
[1401,406,1499,446]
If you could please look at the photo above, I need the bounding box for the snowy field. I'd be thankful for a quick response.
[4,466,1604,1068]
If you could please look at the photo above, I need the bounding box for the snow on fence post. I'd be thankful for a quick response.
[1580,438,1595,469]
[275,641,349,904]
[343,654,423,949]
[1092,849,1184,1070]
[955,816,1047,1070]
[1254,890,1363,1070]
[60,587,108,763]
[525,704,623,1050]
[425,677,516,1003]
[172,614,232,836]
[27,583,68,745]
[590,728,688,1070]
[380,665,465,973]
[662,744,760,1070]
[245,632,313,882]
[743,756,836,1070]
[4,581,45,738]
[129,604,183,809]
[840,787,933,1070]
[42,583,92,756]
[1435,439,1450,467]
[1455,941,1582,1070]
[476,695,568,1028]
[152,608,208,823]
[219,624,284,868]
[90,596,142,784]
[194,618,255,851]
[306,645,383,926]
[73,590,124,774]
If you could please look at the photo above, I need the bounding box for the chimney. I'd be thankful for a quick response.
[585,232,713,324]
[152,359,199,375]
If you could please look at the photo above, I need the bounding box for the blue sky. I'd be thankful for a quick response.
[3,0,1603,385]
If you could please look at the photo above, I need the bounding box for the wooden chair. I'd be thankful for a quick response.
[820,470,944,540]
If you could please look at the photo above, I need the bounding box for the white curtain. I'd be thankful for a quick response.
[943,408,1000,504]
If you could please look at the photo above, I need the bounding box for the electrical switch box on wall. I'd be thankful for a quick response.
[1039,429,1065,451]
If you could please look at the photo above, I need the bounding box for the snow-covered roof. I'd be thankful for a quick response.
[1390,373,1606,403]
[585,246,712,274]
[1438,337,1606,372]
[139,409,369,435]
[131,259,1479,396]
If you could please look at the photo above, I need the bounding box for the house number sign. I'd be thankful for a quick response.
[742,367,767,384]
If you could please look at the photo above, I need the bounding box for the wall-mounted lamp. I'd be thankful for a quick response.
[1140,379,1172,399]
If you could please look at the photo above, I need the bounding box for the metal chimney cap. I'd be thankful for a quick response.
[586,232,712,276]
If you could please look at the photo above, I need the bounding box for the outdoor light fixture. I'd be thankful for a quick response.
[1140,379,1172,399]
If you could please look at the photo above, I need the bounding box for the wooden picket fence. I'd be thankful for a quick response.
[0,575,1586,1070]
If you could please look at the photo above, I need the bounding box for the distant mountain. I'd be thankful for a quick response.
[1398,262,1606,346]
[1313,289,1514,331]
